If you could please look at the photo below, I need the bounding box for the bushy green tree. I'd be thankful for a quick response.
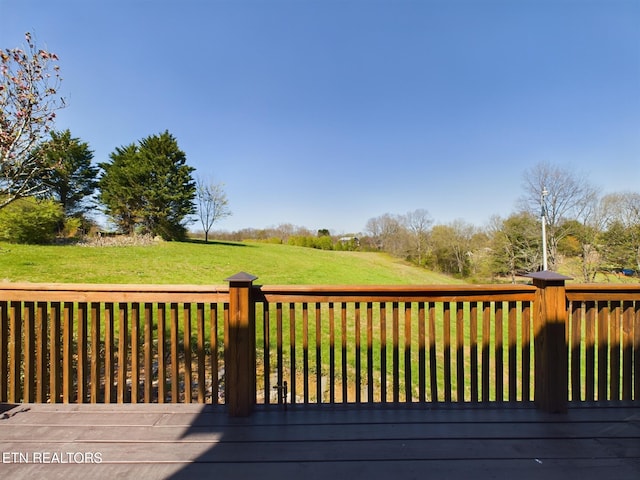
[98,131,196,240]
[427,220,478,277]
[601,220,636,270]
[601,192,640,272]
[489,212,541,282]
[38,129,98,216]
[0,197,63,243]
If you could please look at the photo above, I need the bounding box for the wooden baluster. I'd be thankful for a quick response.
[428,302,438,402]
[36,302,47,403]
[262,303,270,404]
[183,303,192,403]
[170,303,179,403]
[418,302,426,403]
[443,302,451,402]
[276,303,283,405]
[392,302,400,402]
[316,303,323,404]
[522,301,532,402]
[144,303,153,403]
[49,302,62,403]
[117,302,128,403]
[157,303,166,403]
[456,302,464,403]
[609,301,621,401]
[597,301,609,401]
[289,303,296,405]
[367,302,373,403]
[63,302,74,403]
[584,301,596,401]
[0,301,7,402]
[570,301,583,401]
[481,301,491,402]
[404,302,413,402]
[210,303,219,405]
[302,302,309,403]
[494,301,504,402]
[77,302,88,403]
[355,302,361,403]
[470,302,478,403]
[329,302,335,403]
[621,301,633,401]
[90,302,101,403]
[508,301,517,402]
[341,302,347,403]
[197,302,206,403]
[24,302,35,402]
[104,303,115,403]
[131,302,139,403]
[9,301,22,402]
[380,302,387,403]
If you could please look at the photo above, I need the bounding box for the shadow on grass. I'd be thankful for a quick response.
[183,239,252,247]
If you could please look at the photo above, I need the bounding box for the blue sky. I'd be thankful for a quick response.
[2,0,639,234]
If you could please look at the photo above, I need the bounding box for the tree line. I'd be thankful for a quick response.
[362,163,639,282]
[213,163,639,283]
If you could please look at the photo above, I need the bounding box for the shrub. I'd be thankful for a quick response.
[0,197,64,244]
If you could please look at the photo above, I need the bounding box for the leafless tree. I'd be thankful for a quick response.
[404,208,432,266]
[519,162,598,270]
[195,176,231,242]
[365,213,408,256]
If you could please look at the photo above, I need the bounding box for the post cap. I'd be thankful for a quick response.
[526,271,572,282]
[225,272,258,283]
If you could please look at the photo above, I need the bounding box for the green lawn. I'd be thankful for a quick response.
[0,240,465,285]
[3,239,534,403]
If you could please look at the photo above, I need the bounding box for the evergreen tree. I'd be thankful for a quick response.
[98,131,196,240]
[39,130,98,216]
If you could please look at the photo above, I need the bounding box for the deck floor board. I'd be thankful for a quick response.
[1,403,639,479]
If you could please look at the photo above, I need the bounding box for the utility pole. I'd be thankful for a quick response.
[541,186,548,271]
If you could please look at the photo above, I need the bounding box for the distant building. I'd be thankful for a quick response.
[339,236,360,247]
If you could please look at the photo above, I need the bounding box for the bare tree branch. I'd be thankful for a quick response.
[0,32,65,208]
[195,176,231,242]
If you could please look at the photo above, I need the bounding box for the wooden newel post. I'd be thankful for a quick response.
[225,272,258,417]
[528,271,571,413]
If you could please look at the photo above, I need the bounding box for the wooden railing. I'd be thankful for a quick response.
[566,285,640,403]
[1,272,638,416]
[253,284,537,407]
[0,283,229,405]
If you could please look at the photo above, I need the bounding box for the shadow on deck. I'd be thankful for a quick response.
[0,402,639,479]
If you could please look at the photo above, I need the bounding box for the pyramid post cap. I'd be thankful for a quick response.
[526,271,572,281]
[224,272,258,283]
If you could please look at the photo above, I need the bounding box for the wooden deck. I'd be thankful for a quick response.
[1,402,639,479]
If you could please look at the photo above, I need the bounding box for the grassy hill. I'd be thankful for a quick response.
[0,240,465,285]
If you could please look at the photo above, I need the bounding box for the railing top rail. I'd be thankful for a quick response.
[0,282,230,303]
[2,280,638,303]
[255,283,537,303]
[566,284,640,301]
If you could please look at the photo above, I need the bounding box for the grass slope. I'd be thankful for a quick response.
[0,240,464,285]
